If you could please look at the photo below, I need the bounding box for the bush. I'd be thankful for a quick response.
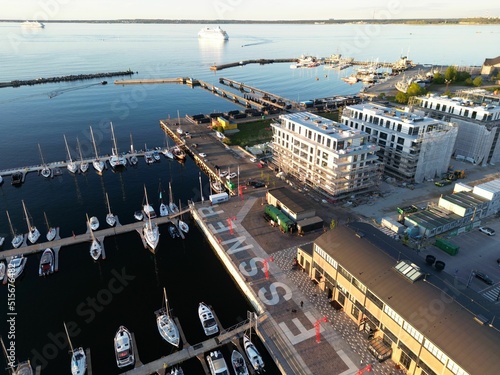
[465,77,474,86]
[395,91,409,104]
[433,72,445,84]
[473,76,483,87]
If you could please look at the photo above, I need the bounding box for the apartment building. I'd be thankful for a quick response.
[271,112,382,198]
[298,222,500,375]
[341,103,458,183]
[412,93,500,166]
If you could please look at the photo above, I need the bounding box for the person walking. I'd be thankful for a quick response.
[300,301,304,308]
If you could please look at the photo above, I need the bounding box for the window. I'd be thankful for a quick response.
[366,290,384,309]
[383,305,403,325]
[351,305,360,319]
[423,339,448,364]
[352,277,366,293]
[337,265,352,282]
[402,321,423,343]
[337,292,345,306]
[399,351,411,370]
[447,359,469,375]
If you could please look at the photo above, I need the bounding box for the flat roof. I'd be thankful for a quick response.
[314,223,500,374]
[441,191,489,208]
[267,187,314,215]
[406,207,460,229]
[476,178,500,194]
[347,103,440,127]
[279,112,364,139]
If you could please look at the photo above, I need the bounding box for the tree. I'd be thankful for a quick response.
[444,66,458,82]
[395,91,409,104]
[472,76,483,87]
[406,82,426,97]
[433,72,445,84]
[330,219,337,230]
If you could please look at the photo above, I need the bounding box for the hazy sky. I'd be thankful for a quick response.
[2,0,499,21]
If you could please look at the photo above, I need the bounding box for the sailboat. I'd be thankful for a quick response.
[162,134,174,159]
[109,122,127,169]
[77,137,89,173]
[158,181,169,217]
[1,337,33,375]
[90,126,105,174]
[7,210,24,249]
[105,192,116,227]
[169,182,179,214]
[87,214,102,261]
[38,143,51,178]
[156,287,180,347]
[143,185,160,251]
[64,134,79,174]
[44,212,57,241]
[129,133,138,165]
[22,200,40,244]
[178,201,189,234]
[64,321,87,375]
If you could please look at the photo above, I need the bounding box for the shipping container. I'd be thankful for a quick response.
[209,192,229,204]
[434,238,459,256]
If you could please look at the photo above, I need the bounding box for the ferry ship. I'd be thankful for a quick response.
[198,26,229,41]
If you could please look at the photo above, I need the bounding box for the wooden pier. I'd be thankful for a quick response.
[209,58,297,71]
[122,316,256,375]
[0,209,190,261]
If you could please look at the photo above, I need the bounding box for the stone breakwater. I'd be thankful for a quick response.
[0,70,135,88]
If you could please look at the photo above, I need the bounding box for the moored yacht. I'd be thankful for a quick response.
[178,220,189,234]
[87,214,102,261]
[22,200,40,244]
[77,137,89,173]
[63,321,87,375]
[0,261,6,282]
[172,146,186,160]
[143,185,160,251]
[198,26,229,40]
[44,212,56,241]
[89,216,99,231]
[206,350,229,375]
[90,126,105,174]
[39,248,55,276]
[198,302,219,336]
[38,144,51,178]
[114,326,135,368]
[156,288,180,347]
[243,334,265,373]
[105,192,116,227]
[64,135,79,174]
[231,350,249,375]
[109,122,127,169]
[6,210,24,249]
[8,256,27,280]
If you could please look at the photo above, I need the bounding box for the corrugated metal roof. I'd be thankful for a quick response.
[476,179,500,193]
[314,224,500,374]
[267,187,314,215]
[441,191,489,208]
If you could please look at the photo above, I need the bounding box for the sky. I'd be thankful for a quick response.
[2,0,499,21]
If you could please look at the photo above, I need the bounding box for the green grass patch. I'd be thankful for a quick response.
[226,119,274,147]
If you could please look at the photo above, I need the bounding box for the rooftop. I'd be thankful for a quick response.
[314,222,500,375]
[267,186,314,215]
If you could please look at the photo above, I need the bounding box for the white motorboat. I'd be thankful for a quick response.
[134,210,144,221]
[21,20,44,28]
[170,366,184,375]
[143,185,160,251]
[211,181,224,194]
[153,150,161,161]
[198,26,229,40]
[87,215,102,261]
[144,147,155,164]
[64,134,79,174]
[0,261,6,281]
[64,321,87,375]
[162,148,174,159]
[231,350,249,375]
[77,137,89,173]
[168,224,180,239]
[39,248,54,276]
[105,192,116,227]
[44,212,57,241]
[90,126,105,174]
[114,326,135,368]
[109,122,127,169]
[7,210,24,249]
[198,302,219,336]
[159,202,169,217]
[8,256,27,280]
[0,236,4,247]
[243,334,265,373]
[156,288,180,347]
[89,216,99,231]
[206,350,229,375]
[38,144,51,178]
[178,220,189,234]
[22,200,40,244]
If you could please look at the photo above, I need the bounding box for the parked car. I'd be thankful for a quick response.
[474,271,493,285]
[226,172,237,179]
[249,157,257,163]
[219,171,228,177]
[199,153,207,158]
[479,226,495,236]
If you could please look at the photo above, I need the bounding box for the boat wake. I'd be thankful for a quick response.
[241,38,273,47]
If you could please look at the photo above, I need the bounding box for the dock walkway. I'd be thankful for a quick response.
[0,209,189,261]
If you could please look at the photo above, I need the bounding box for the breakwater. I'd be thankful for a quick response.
[0,69,135,88]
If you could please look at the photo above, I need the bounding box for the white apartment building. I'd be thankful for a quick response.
[271,112,382,198]
[341,103,458,183]
[412,93,500,165]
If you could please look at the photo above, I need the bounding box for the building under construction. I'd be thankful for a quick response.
[341,103,458,183]
[410,91,500,166]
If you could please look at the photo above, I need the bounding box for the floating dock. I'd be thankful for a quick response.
[210,58,297,71]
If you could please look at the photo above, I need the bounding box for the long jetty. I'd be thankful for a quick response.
[0,70,135,88]
[0,209,189,261]
[210,58,297,71]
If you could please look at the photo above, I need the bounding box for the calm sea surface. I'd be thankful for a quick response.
[0,22,499,374]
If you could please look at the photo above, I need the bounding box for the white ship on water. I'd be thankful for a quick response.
[198,26,228,40]
[21,21,45,28]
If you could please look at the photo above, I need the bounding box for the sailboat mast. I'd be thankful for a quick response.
[144,185,153,227]
[63,322,75,354]
[6,210,16,237]
[38,143,46,166]
[63,134,73,162]
[44,212,50,231]
[90,126,99,159]
[110,122,118,156]
[106,192,112,215]
[22,200,31,231]
[130,133,134,153]
[77,137,84,161]
[169,182,173,204]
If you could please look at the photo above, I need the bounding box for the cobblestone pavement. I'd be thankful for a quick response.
[272,244,406,375]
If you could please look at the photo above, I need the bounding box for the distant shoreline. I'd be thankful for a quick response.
[1,18,500,25]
